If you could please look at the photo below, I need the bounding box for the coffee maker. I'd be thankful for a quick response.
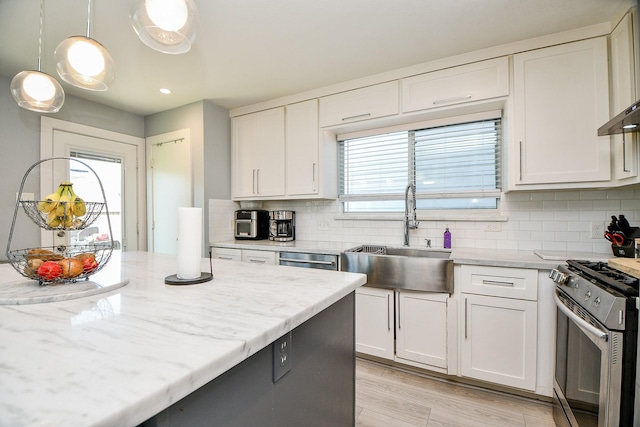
[269,210,295,241]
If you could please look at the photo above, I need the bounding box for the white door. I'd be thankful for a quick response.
[148,132,192,254]
[44,130,139,252]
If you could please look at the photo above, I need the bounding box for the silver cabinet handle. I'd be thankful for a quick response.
[256,169,260,194]
[482,279,515,287]
[464,297,468,339]
[397,291,401,330]
[519,141,523,181]
[342,113,371,121]
[218,256,234,260]
[387,294,391,331]
[432,94,472,105]
[248,258,267,264]
[312,162,317,192]
[252,169,257,194]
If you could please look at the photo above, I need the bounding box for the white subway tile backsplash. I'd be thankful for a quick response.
[208,189,637,254]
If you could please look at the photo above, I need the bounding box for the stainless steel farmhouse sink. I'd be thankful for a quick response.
[341,245,453,293]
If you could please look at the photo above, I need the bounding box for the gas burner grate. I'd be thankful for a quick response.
[567,260,639,297]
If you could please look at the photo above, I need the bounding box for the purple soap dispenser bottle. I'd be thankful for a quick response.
[444,226,451,249]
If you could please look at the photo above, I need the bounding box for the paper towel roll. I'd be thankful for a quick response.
[176,207,202,280]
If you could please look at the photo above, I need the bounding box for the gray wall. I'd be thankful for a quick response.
[0,74,145,261]
[145,100,231,254]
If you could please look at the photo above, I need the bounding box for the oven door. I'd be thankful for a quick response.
[553,289,623,427]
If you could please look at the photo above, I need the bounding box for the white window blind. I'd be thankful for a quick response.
[338,116,502,213]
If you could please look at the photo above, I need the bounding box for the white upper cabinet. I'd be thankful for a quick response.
[232,107,286,199]
[319,81,399,127]
[610,13,638,182]
[401,57,509,113]
[511,37,611,189]
[286,100,320,196]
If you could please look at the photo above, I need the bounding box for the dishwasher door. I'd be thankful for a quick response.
[279,251,339,271]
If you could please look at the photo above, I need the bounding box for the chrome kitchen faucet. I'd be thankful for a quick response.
[403,184,419,246]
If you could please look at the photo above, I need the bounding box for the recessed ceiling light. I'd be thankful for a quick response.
[159,88,172,94]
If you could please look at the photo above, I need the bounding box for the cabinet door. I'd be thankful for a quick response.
[319,81,399,127]
[286,100,319,196]
[232,114,260,198]
[512,37,610,187]
[396,291,448,369]
[212,247,242,262]
[355,287,394,359]
[242,249,277,265]
[461,294,537,391]
[231,108,285,199]
[611,13,638,181]
[255,108,286,197]
[401,57,509,113]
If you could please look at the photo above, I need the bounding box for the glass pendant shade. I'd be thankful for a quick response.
[54,36,116,91]
[11,70,65,113]
[129,0,198,54]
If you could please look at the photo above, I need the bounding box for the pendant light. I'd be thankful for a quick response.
[54,0,115,91]
[129,0,199,54]
[10,0,65,113]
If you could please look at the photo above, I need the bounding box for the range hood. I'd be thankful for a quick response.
[598,100,640,136]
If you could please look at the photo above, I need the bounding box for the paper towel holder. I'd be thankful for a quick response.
[165,251,214,285]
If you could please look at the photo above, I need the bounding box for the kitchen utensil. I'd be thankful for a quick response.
[605,232,626,246]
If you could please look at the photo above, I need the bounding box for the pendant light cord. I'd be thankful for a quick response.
[86,0,92,38]
[37,0,43,72]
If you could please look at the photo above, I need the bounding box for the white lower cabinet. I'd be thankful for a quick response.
[242,249,277,265]
[355,287,450,372]
[211,247,276,265]
[355,287,394,359]
[396,291,448,369]
[212,247,242,262]
[460,294,537,391]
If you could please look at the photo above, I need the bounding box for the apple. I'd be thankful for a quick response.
[37,261,63,281]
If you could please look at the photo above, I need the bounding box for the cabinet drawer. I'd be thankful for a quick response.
[212,247,242,262]
[319,81,399,127]
[242,249,276,265]
[401,57,509,113]
[459,265,537,300]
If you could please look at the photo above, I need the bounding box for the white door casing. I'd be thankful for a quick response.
[40,117,145,251]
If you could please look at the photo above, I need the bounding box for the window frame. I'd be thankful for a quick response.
[336,110,504,220]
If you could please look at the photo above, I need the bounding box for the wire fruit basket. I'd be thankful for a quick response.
[6,157,115,285]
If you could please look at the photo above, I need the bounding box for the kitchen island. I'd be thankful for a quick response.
[0,251,366,426]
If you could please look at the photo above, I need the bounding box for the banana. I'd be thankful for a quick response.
[39,182,88,228]
[68,185,86,217]
[47,210,61,228]
[37,186,65,213]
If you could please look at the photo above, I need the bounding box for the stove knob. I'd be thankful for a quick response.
[594,297,601,306]
[549,269,568,284]
[584,291,592,301]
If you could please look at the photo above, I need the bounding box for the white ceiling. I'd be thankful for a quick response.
[0,0,631,116]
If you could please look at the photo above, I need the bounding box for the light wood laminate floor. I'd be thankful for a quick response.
[356,358,556,427]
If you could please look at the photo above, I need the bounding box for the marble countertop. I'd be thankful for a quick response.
[0,251,366,427]
[211,240,611,270]
[212,239,355,255]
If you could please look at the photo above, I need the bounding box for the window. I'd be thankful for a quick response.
[338,114,502,213]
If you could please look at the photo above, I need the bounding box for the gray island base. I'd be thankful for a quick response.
[142,293,355,426]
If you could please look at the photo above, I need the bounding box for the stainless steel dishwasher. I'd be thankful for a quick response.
[278,251,339,271]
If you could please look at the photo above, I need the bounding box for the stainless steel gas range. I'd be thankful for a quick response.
[549,260,639,427]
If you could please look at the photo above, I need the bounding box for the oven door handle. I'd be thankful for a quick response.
[554,291,608,341]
